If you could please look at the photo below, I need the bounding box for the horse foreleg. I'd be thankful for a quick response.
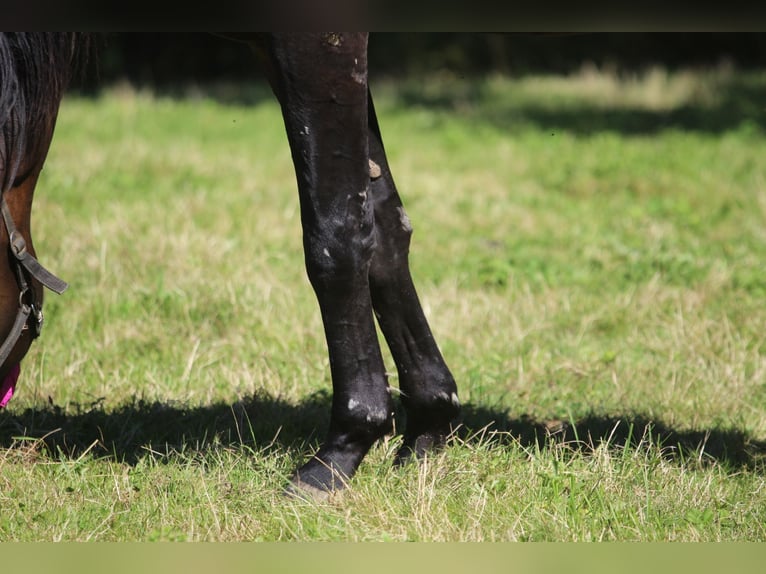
[265,33,394,495]
[366,92,460,464]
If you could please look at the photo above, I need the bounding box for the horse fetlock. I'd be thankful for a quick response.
[398,385,460,455]
[342,395,395,440]
[403,385,460,420]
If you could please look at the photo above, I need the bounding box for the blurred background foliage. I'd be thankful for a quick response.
[78,33,766,90]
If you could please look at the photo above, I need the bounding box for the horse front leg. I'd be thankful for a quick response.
[264,33,393,496]
[366,93,461,464]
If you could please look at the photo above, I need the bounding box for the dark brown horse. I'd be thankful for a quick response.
[0,33,74,408]
[0,33,460,497]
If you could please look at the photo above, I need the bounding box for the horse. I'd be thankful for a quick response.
[0,32,460,498]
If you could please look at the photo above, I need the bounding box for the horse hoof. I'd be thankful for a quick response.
[393,431,447,467]
[284,477,335,502]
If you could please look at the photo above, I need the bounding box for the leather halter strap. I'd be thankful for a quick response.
[0,192,68,367]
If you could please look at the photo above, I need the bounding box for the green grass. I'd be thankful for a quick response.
[1,65,765,540]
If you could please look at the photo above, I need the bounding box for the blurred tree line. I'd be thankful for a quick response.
[81,33,766,89]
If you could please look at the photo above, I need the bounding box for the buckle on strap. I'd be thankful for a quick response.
[0,300,33,367]
[9,230,27,258]
[18,285,44,338]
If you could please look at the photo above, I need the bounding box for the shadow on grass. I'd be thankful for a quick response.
[461,403,766,473]
[1,392,764,473]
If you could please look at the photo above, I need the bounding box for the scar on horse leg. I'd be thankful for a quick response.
[366,92,461,465]
[368,158,382,180]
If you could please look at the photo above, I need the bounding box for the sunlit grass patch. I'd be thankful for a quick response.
[1,66,765,540]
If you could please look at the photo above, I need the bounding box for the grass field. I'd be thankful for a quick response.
[1,64,765,541]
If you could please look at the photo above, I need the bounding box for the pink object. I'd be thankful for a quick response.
[0,363,20,408]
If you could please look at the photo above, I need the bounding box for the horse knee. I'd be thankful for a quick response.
[304,198,377,291]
